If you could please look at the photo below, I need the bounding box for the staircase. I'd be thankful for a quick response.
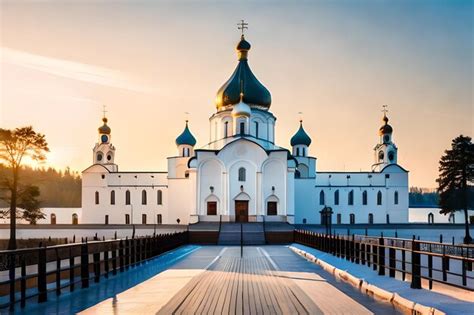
[218,223,266,245]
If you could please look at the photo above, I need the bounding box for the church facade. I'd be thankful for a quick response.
[81,34,409,226]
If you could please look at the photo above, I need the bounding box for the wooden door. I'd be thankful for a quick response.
[235,201,249,222]
[207,202,217,215]
[267,202,277,215]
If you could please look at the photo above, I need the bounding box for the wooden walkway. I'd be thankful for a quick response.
[158,255,323,315]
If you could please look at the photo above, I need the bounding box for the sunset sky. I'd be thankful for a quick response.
[0,0,472,188]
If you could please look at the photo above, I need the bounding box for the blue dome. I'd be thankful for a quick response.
[175,121,196,146]
[290,121,312,146]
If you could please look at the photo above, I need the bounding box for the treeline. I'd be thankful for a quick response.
[0,165,82,207]
[409,187,439,207]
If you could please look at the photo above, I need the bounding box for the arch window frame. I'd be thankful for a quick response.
[51,213,56,225]
[157,214,162,224]
[238,167,246,182]
[334,190,339,205]
[142,214,147,224]
[377,191,383,205]
[394,191,399,205]
[319,190,325,205]
[142,189,147,205]
[125,190,131,205]
[157,190,163,205]
[95,191,100,205]
[362,190,368,205]
[72,213,78,225]
[368,213,374,224]
[348,190,354,206]
[349,213,355,224]
[110,190,115,205]
[125,214,130,225]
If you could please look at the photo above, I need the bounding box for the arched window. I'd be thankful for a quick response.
[157,214,162,224]
[449,213,455,224]
[349,213,355,224]
[302,148,306,157]
[348,190,354,205]
[386,214,390,224]
[296,147,300,156]
[72,213,78,225]
[125,190,131,205]
[224,121,229,138]
[105,215,109,225]
[110,190,115,205]
[428,213,434,224]
[319,190,325,205]
[377,191,382,205]
[254,121,259,138]
[368,213,374,224]
[125,214,130,224]
[336,213,341,224]
[142,214,147,224]
[95,191,99,205]
[50,213,56,225]
[142,190,147,205]
[334,190,339,205]
[362,190,368,205]
[157,190,163,205]
[238,167,246,182]
[240,122,245,135]
[394,191,399,205]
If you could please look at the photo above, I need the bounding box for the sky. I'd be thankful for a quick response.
[0,0,472,188]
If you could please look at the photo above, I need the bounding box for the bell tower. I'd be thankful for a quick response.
[372,106,398,171]
[92,110,117,172]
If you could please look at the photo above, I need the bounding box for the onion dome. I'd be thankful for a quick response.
[175,121,196,146]
[231,93,251,117]
[291,120,312,146]
[215,35,271,111]
[379,114,393,135]
[98,117,111,134]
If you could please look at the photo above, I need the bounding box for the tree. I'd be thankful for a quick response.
[437,135,474,244]
[0,127,49,249]
[19,185,45,224]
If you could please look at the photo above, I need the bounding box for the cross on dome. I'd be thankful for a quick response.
[237,19,248,36]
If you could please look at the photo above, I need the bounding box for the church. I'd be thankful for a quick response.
[81,32,409,226]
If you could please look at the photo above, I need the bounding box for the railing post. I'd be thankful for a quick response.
[366,243,371,268]
[360,240,365,265]
[389,244,396,278]
[69,247,75,292]
[38,246,47,302]
[119,239,125,272]
[20,255,26,308]
[372,242,377,271]
[104,245,110,278]
[355,236,360,264]
[462,259,467,287]
[378,235,385,276]
[410,237,422,289]
[55,248,61,296]
[125,238,130,269]
[350,234,355,263]
[9,253,16,310]
[93,246,100,283]
[81,241,89,289]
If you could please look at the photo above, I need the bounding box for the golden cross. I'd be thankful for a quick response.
[102,105,108,118]
[382,104,389,115]
[237,19,248,36]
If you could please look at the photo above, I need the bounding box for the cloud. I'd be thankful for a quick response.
[0,47,156,93]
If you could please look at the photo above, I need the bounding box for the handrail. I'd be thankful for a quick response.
[240,223,243,258]
[262,215,267,245]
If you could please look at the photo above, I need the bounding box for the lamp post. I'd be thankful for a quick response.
[319,206,333,235]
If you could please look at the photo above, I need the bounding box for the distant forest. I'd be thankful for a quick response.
[409,187,439,207]
[0,165,81,208]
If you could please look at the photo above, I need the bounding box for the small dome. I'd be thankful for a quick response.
[379,115,393,135]
[98,117,111,134]
[291,121,312,146]
[176,121,197,146]
[231,93,251,117]
[236,37,251,51]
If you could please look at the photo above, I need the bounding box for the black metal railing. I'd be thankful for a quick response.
[294,229,474,291]
[0,231,188,310]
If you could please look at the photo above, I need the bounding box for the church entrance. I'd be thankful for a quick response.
[235,201,249,222]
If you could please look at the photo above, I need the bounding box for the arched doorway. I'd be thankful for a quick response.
[428,213,434,224]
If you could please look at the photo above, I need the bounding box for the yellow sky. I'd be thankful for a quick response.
[0,1,472,188]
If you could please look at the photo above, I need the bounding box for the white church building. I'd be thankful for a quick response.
[81,34,409,226]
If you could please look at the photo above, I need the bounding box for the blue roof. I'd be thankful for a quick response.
[175,122,196,146]
[290,121,312,146]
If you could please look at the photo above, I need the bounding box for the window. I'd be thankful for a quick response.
[377,191,382,205]
[240,122,245,135]
[267,202,277,215]
[157,214,162,224]
[394,191,399,205]
[348,190,354,205]
[449,213,455,224]
[157,190,163,205]
[125,214,130,224]
[362,190,368,205]
[336,213,341,224]
[142,190,147,205]
[302,148,306,157]
[51,213,56,225]
[368,213,374,224]
[72,213,78,225]
[142,214,147,224]
[207,202,217,215]
[296,147,300,156]
[95,191,99,205]
[386,214,390,224]
[105,215,109,225]
[349,213,355,224]
[224,121,229,138]
[254,121,259,138]
[334,190,339,205]
[428,213,434,224]
[319,190,325,205]
[183,147,190,157]
[238,167,246,182]
[97,153,103,161]
[125,190,131,205]
[110,190,115,205]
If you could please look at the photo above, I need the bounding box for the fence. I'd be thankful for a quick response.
[0,231,188,310]
[294,229,474,291]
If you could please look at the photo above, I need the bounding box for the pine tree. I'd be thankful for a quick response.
[437,135,474,244]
